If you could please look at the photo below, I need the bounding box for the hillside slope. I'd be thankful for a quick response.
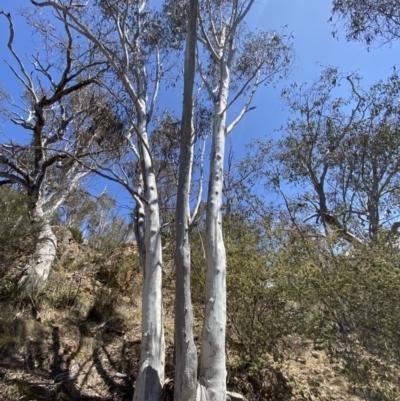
[0,228,373,401]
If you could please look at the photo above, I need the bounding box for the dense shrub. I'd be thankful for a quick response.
[0,187,40,298]
[271,229,400,400]
[67,226,84,244]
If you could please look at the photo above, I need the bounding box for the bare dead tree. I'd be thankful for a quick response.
[0,9,107,289]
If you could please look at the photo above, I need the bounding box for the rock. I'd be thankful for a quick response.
[109,242,138,265]
[323,367,335,379]
[52,225,74,245]
[69,359,80,379]
[311,351,320,359]
[226,391,248,401]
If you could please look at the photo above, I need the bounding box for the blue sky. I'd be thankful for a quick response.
[1,0,399,211]
[229,0,400,147]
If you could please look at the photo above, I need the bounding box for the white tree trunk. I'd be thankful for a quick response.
[19,198,57,291]
[133,116,165,401]
[197,68,230,401]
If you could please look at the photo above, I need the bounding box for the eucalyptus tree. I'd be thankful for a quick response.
[195,1,292,399]
[30,1,183,398]
[55,186,98,230]
[272,67,400,244]
[173,1,199,400]
[331,0,400,46]
[56,189,133,248]
[150,112,182,232]
[0,10,106,289]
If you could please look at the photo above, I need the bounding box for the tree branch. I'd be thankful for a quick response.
[0,172,28,188]
[198,8,220,63]
[0,11,38,102]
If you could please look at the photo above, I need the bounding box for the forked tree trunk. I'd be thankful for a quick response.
[133,116,165,401]
[19,198,57,291]
[197,66,229,401]
[174,0,198,399]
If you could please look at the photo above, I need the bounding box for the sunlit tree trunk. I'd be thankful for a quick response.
[197,62,230,401]
[19,195,57,290]
[133,115,165,401]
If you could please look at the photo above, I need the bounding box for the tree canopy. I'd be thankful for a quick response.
[331,0,400,46]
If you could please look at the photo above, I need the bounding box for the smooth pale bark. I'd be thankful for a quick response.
[195,0,284,398]
[134,192,146,276]
[133,116,165,401]
[19,198,57,290]
[174,0,198,400]
[197,64,230,401]
[27,4,165,398]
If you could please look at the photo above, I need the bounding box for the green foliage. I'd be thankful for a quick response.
[211,187,400,400]
[225,216,291,364]
[272,229,400,400]
[67,226,84,244]
[0,187,34,261]
[331,0,400,46]
[275,68,400,244]
[0,187,39,297]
